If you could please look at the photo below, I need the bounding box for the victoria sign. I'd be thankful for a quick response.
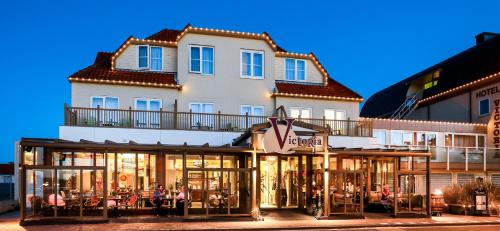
[262,117,323,154]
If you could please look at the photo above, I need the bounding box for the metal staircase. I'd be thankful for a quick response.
[390,90,422,119]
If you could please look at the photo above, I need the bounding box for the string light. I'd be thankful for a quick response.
[109,24,330,87]
[271,92,363,102]
[418,71,500,104]
[276,51,330,85]
[68,77,182,89]
[361,117,487,127]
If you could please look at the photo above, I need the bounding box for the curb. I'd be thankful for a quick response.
[156,221,500,231]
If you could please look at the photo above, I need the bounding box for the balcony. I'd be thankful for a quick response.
[387,145,500,171]
[63,106,373,137]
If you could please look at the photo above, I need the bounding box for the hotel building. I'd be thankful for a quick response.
[16,25,499,223]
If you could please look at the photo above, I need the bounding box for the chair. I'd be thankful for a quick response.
[84,196,101,209]
[125,195,138,209]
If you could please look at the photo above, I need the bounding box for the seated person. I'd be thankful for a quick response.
[153,184,166,216]
[381,185,391,201]
[48,193,66,207]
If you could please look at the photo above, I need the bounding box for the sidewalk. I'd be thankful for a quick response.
[1,210,500,230]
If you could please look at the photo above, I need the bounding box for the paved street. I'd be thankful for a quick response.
[1,210,500,230]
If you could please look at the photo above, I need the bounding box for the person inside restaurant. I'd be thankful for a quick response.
[176,186,186,216]
[153,184,166,216]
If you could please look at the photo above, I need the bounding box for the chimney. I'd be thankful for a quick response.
[475,32,499,45]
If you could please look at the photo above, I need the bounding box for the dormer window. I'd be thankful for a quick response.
[138,46,149,69]
[150,47,163,71]
[285,59,306,81]
[138,45,163,71]
[424,69,440,90]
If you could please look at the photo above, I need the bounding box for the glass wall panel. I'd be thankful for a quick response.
[25,169,56,219]
[117,153,136,193]
[369,159,394,208]
[165,155,183,196]
[186,154,202,168]
[56,169,80,217]
[74,152,93,166]
[205,155,221,168]
[223,155,239,168]
[107,153,116,195]
[398,174,427,214]
[82,170,104,216]
[35,147,44,165]
[96,153,105,166]
[330,172,362,215]
[53,152,72,166]
[24,148,34,165]
[138,154,150,192]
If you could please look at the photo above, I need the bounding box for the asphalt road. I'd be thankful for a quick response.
[302,225,500,231]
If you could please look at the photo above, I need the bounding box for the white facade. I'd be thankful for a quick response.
[70,27,361,120]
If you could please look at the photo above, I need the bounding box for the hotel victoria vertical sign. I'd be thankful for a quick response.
[487,99,500,158]
[262,117,323,154]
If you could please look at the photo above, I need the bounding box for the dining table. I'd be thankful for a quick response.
[108,196,126,217]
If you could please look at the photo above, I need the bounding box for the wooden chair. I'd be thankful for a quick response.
[84,196,101,209]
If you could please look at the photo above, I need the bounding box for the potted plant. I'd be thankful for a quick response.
[443,185,464,214]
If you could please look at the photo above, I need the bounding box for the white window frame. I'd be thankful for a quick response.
[240,105,265,116]
[290,107,312,118]
[189,45,214,76]
[284,58,307,81]
[373,130,387,145]
[90,96,120,109]
[189,102,215,113]
[134,98,163,110]
[479,98,490,116]
[240,50,264,79]
[149,46,163,71]
[138,45,149,69]
[324,109,347,120]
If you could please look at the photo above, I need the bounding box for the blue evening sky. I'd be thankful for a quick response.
[1,0,500,163]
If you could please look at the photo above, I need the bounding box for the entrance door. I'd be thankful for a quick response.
[206,170,224,215]
[260,156,278,208]
[329,171,363,215]
[280,156,298,208]
[187,170,204,214]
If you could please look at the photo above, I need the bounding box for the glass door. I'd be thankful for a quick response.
[188,170,204,214]
[206,170,224,215]
[260,155,278,208]
[329,171,363,215]
[280,156,298,208]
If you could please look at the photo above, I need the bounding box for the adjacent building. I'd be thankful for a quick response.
[361,32,500,124]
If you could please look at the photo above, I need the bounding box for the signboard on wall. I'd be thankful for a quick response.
[487,99,500,158]
[262,117,323,154]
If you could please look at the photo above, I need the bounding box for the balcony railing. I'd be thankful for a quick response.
[64,106,373,137]
[386,145,500,171]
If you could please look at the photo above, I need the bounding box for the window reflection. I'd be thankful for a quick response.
[53,152,72,166]
[74,152,93,166]
[165,155,183,195]
[117,153,136,192]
